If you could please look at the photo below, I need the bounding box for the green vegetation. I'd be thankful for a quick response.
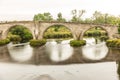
[33,10,120,26]
[30,39,47,47]
[43,25,73,39]
[106,39,120,48]
[0,39,10,46]
[71,9,85,22]
[57,12,66,22]
[118,23,120,34]
[100,36,109,41]
[8,25,33,43]
[9,35,21,44]
[84,27,107,37]
[117,62,120,77]
[92,11,120,25]
[33,12,53,21]
[70,40,86,47]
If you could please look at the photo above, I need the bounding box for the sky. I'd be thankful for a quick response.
[0,0,120,21]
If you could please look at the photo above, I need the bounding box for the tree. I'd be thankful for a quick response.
[92,11,120,25]
[56,12,66,22]
[71,9,85,22]
[71,9,77,22]
[84,18,93,23]
[33,12,53,21]
[92,11,105,24]
[78,10,85,21]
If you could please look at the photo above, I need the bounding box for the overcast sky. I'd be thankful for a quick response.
[0,0,120,21]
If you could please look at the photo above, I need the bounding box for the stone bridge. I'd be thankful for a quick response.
[0,21,118,39]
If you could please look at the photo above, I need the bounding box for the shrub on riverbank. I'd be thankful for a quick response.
[84,29,107,37]
[0,39,10,46]
[100,36,109,41]
[70,40,86,47]
[43,32,72,39]
[106,39,120,48]
[30,39,47,47]
[9,35,21,44]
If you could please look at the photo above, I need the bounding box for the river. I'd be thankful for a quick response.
[0,37,119,80]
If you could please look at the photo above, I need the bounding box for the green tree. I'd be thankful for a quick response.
[9,35,21,44]
[71,9,85,22]
[92,11,120,25]
[9,25,33,43]
[84,18,93,23]
[33,12,53,21]
[92,11,105,24]
[71,9,77,22]
[56,12,66,22]
[78,10,85,21]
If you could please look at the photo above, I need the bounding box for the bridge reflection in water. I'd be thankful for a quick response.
[0,38,119,80]
[6,38,114,64]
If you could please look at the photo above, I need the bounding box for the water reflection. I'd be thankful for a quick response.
[7,38,109,63]
[45,39,73,62]
[7,43,33,62]
[82,38,108,60]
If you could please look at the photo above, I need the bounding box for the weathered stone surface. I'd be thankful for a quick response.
[0,21,118,39]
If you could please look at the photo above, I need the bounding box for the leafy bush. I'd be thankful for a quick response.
[43,32,72,39]
[9,35,21,44]
[100,36,109,41]
[30,39,47,47]
[9,25,33,43]
[84,29,107,37]
[43,25,73,39]
[0,39,10,46]
[70,40,86,47]
[106,39,120,48]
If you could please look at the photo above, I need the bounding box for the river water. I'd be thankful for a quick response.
[0,38,119,80]
[7,38,109,62]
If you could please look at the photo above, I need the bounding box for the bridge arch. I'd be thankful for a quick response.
[80,25,109,39]
[3,25,34,40]
[40,23,74,39]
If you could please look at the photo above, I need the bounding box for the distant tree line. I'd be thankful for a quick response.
[33,9,120,26]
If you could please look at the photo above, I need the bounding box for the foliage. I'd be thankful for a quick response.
[84,27,107,37]
[83,18,93,24]
[100,36,109,41]
[70,40,86,47]
[30,39,47,47]
[118,23,120,34]
[44,32,72,39]
[0,39,10,46]
[43,25,73,39]
[33,10,120,25]
[9,25,33,43]
[106,39,120,48]
[117,62,120,76]
[71,9,85,22]
[33,12,53,21]
[92,11,120,25]
[56,12,66,22]
[9,35,21,44]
